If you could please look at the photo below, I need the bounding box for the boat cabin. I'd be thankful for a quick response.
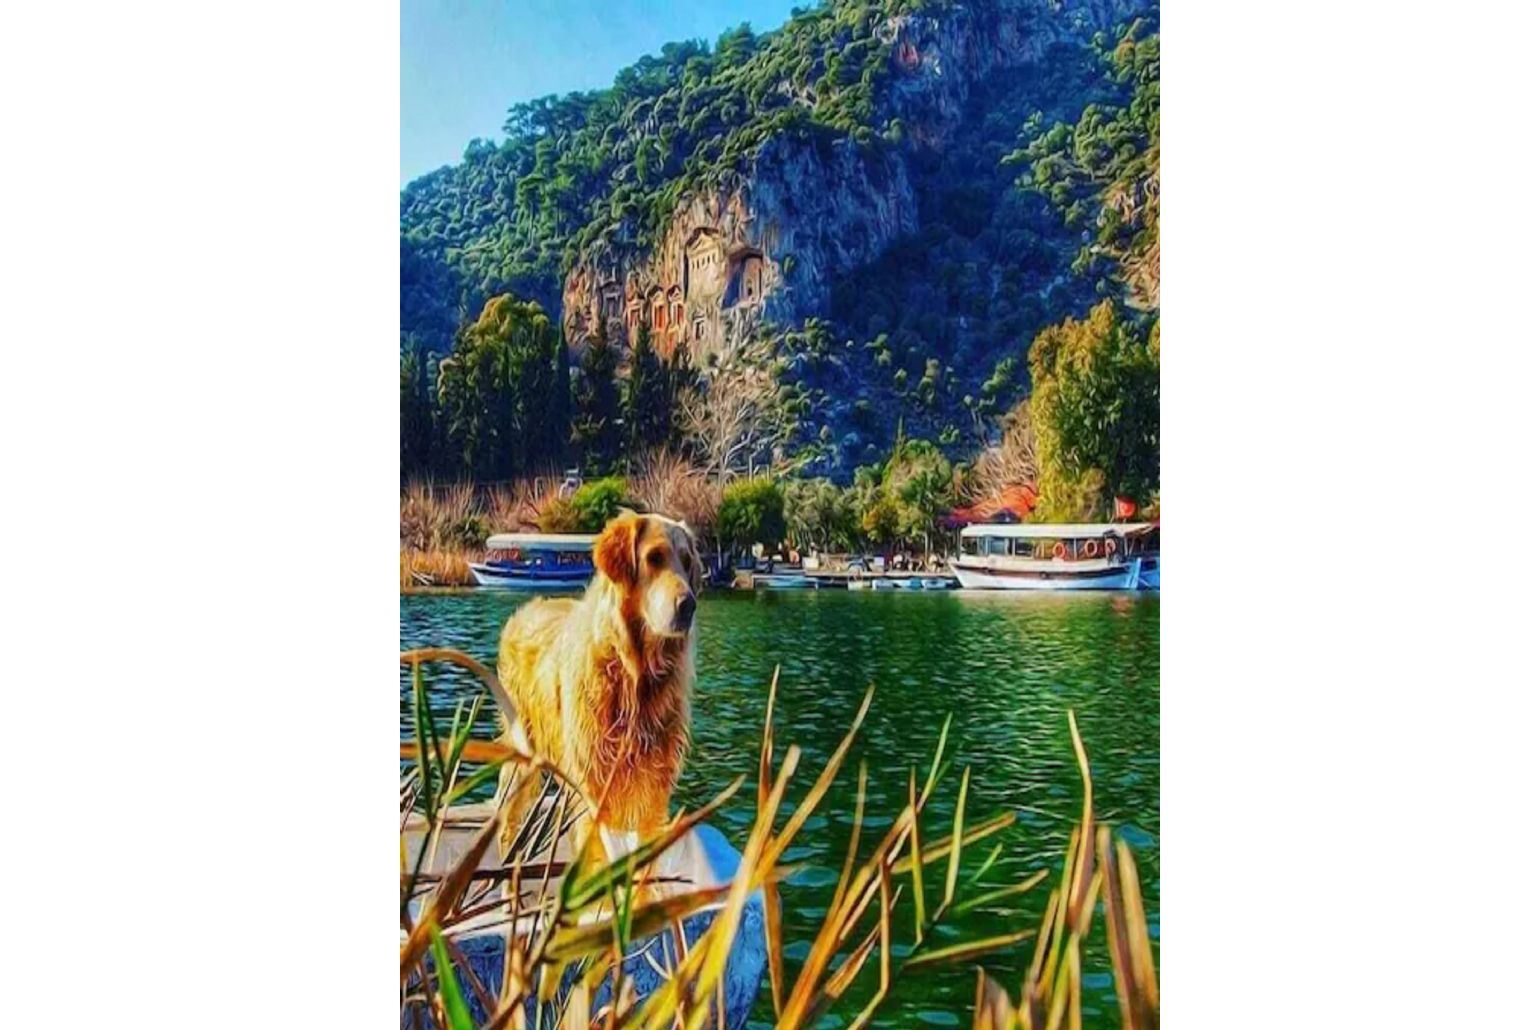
[952,522,1160,591]
[471,533,597,588]
[959,523,1158,560]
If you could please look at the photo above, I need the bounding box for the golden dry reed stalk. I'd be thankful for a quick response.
[972,712,1160,1030]
[401,651,1156,1029]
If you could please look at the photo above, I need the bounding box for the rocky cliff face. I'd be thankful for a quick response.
[562,0,1143,363]
[563,135,914,362]
[879,0,1139,146]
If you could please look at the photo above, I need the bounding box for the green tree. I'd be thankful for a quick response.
[1009,19,1160,307]
[550,331,573,466]
[624,321,671,459]
[572,320,622,475]
[886,439,954,553]
[1028,300,1159,518]
[717,477,786,554]
[859,491,901,551]
[400,349,437,478]
[785,477,860,552]
[436,294,565,478]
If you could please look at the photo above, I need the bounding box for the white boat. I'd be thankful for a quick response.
[950,523,1160,591]
[468,533,596,589]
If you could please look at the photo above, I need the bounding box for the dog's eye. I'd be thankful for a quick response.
[647,550,665,570]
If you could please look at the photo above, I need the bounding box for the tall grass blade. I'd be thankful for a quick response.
[894,812,1017,875]
[970,841,1004,886]
[944,766,972,911]
[907,768,926,943]
[954,869,1051,917]
[923,712,953,802]
[759,665,779,813]
[411,660,437,814]
[429,924,477,1030]
[1065,712,1096,927]
[906,928,1036,970]
[760,665,785,1018]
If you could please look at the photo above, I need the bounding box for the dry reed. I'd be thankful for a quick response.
[399,649,1159,1028]
[630,449,721,536]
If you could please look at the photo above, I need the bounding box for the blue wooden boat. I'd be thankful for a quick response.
[951,522,1160,591]
[469,533,596,589]
[405,814,767,1028]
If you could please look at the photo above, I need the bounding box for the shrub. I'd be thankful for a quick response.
[537,497,582,533]
[442,513,490,550]
[717,477,786,553]
[569,476,634,532]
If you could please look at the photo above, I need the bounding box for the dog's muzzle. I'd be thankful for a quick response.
[673,592,697,632]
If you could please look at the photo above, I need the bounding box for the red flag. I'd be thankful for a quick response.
[1113,496,1137,520]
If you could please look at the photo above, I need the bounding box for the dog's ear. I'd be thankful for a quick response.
[595,510,642,587]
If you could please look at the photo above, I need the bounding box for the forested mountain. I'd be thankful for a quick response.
[401,0,1158,493]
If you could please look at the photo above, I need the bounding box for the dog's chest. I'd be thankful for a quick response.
[584,656,680,757]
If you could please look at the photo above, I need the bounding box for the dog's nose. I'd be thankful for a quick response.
[675,592,697,630]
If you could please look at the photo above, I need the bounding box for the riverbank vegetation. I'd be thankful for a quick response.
[401,648,1159,1027]
[400,310,1156,586]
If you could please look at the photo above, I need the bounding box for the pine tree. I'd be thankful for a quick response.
[436,294,561,478]
[400,348,437,478]
[624,320,669,460]
[573,319,621,475]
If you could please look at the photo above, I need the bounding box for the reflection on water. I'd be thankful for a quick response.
[401,588,1159,1028]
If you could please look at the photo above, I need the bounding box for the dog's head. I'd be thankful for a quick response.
[594,510,702,638]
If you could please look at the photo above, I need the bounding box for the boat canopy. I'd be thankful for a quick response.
[485,532,597,551]
[960,522,1156,540]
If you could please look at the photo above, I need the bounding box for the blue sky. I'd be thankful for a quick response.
[402,0,804,185]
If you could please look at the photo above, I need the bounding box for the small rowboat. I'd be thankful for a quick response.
[751,572,821,589]
[403,805,767,1028]
[871,574,956,591]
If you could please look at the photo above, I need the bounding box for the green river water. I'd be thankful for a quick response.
[401,588,1159,1028]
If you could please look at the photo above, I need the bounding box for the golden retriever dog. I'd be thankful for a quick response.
[494,510,702,866]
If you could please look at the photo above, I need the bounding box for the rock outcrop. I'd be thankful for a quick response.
[563,135,915,362]
[561,0,1146,363]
